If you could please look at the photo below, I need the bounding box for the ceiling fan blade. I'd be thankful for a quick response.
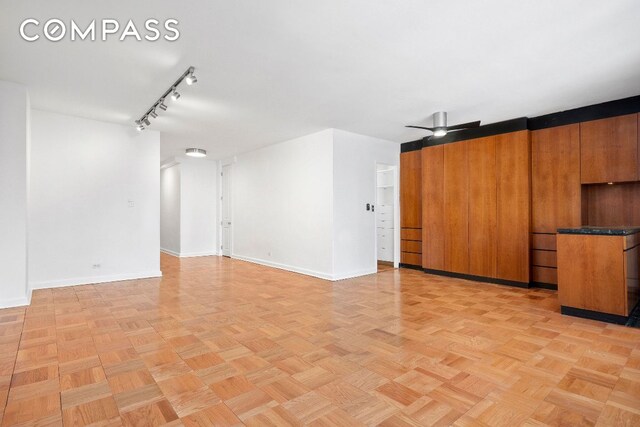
[405,125,435,131]
[445,120,481,131]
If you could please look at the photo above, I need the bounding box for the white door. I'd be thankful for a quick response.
[221,164,232,257]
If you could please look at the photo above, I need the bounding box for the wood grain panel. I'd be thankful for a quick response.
[400,151,422,228]
[557,234,626,316]
[444,142,469,274]
[532,233,557,251]
[401,252,421,266]
[580,114,638,184]
[532,250,557,268]
[531,124,581,233]
[496,131,531,283]
[532,266,558,285]
[584,182,640,227]
[401,240,421,254]
[625,244,640,317]
[422,146,445,270]
[468,137,497,278]
[400,228,421,241]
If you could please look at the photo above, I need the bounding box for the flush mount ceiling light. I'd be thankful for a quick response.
[134,66,197,130]
[185,148,207,158]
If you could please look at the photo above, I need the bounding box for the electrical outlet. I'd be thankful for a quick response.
[268,251,271,257]
[92,264,101,269]
[128,200,135,208]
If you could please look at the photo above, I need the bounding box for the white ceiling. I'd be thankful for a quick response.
[2,1,640,161]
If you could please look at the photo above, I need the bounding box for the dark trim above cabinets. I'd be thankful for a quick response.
[529,95,640,130]
[400,139,423,153]
[401,94,640,149]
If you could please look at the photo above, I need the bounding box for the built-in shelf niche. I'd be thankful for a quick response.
[582,182,640,227]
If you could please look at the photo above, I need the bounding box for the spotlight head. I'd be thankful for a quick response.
[150,109,158,118]
[186,73,197,85]
[143,117,151,126]
[135,122,144,132]
[158,100,168,111]
[171,90,180,101]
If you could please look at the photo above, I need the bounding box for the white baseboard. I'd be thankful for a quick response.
[332,268,378,281]
[161,248,220,258]
[0,295,30,309]
[161,248,180,257]
[232,254,335,281]
[29,270,163,290]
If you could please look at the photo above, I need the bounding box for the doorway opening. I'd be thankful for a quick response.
[376,164,397,272]
[221,164,232,257]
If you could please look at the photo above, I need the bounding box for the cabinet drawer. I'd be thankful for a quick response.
[378,247,393,262]
[532,233,556,251]
[532,250,557,268]
[401,240,421,254]
[401,228,421,241]
[377,218,393,228]
[376,205,393,214]
[532,266,558,284]
[401,252,421,266]
[377,234,393,249]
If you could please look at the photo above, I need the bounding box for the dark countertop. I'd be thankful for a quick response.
[557,226,640,236]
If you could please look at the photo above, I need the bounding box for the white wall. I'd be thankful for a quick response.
[179,158,219,256]
[332,129,399,279]
[161,163,181,255]
[0,81,30,307]
[232,129,335,279]
[29,110,161,289]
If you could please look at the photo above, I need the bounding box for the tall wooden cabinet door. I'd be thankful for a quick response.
[444,142,469,274]
[496,131,531,282]
[531,124,581,233]
[400,150,422,229]
[468,137,497,278]
[580,114,638,184]
[422,146,444,270]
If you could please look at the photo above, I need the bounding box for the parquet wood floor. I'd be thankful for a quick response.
[0,253,639,426]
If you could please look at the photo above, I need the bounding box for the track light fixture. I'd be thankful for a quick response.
[134,66,197,130]
[186,72,197,85]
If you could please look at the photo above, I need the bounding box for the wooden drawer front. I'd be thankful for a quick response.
[401,252,421,266]
[401,240,422,254]
[532,233,556,251]
[532,250,557,268]
[401,228,422,241]
[532,266,558,284]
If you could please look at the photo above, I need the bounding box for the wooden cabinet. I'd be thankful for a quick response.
[468,137,497,278]
[530,124,581,286]
[496,131,531,283]
[400,150,422,266]
[531,124,582,232]
[422,145,444,270]
[444,142,469,274]
[421,131,530,284]
[580,114,639,184]
[558,232,640,319]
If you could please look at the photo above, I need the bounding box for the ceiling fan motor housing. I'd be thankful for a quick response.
[433,111,447,128]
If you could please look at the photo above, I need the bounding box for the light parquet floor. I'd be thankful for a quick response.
[0,254,639,426]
